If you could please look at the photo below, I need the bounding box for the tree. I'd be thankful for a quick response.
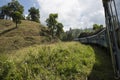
[46,13,58,37]
[28,7,40,23]
[0,7,4,19]
[61,28,73,41]
[0,0,24,20]
[93,24,103,30]
[8,0,24,14]
[12,11,22,28]
[56,23,64,38]
[26,15,31,20]
[45,13,64,39]
[67,28,73,41]
[0,5,10,19]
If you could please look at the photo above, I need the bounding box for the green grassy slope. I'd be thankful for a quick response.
[0,19,45,53]
[0,19,15,33]
[0,42,95,80]
[1,20,41,37]
[0,42,114,80]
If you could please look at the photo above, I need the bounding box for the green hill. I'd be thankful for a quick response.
[0,19,45,53]
[0,19,114,80]
[0,42,114,80]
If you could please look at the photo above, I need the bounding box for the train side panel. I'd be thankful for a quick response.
[78,29,108,48]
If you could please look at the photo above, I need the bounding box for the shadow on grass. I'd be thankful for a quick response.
[0,27,17,36]
[88,45,115,80]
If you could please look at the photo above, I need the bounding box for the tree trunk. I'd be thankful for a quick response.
[16,21,17,28]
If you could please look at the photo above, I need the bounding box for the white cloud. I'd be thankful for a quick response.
[36,0,105,31]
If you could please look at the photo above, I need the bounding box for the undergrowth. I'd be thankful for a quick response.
[0,42,95,80]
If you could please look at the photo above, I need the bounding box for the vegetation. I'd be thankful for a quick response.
[0,42,94,80]
[28,7,40,23]
[93,24,103,31]
[62,28,73,41]
[46,13,64,39]
[0,19,43,53]
[0,1,114,80]
[0,0,24,27]
[0,0,24,20]
[12,11,22,28]
[0,42,114,80]
[78,24,104,38]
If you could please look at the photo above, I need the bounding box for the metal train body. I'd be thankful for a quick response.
[76,0,120,79]
[78,28,108,48]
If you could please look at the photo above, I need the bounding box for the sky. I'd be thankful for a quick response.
[0,0,105,31]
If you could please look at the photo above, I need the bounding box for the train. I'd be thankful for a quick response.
[75,0,120,79]
[75,28,108,47]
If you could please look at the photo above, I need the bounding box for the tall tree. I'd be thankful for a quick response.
[67,28,73,41]
[46,13,58,37]
[8,0,24,14]
[0,0,24,20]
[12,11,22,28]
[56,23,64,38]
[0,5,10,19]
[28,7,40,23]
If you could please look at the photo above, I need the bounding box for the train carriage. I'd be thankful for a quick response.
[76,0,120,79]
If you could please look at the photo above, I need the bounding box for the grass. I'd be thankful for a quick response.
[0,19,46,53]
[88,45,115,80]
[0,19,15,33]
[2,20,41,37]
[0,42,115,80]
[0,42,95,80]
[0,19,114,80]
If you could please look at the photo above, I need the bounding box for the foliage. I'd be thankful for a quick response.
[78,24,104,38]
[0,0,24,27]
[0,0,24,20]
[40,26,50,36]
[0,42,95,80]
[46,13,64,38]
[0,20,42,53]
[93,24,103,31]
[56,23,64,38]
[12,11,22,27]
[0,42,114,80]
[78,28,104,38]
[0,5,10,19]
[46,13,58,37]
[28,7,40,23]
[61,28,74,41]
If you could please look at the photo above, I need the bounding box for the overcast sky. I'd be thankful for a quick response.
[0,0,105,30]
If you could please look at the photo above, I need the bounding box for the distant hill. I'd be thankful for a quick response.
[0,19,45,53]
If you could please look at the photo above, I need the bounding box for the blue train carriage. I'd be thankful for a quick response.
[97,29,108,47]
[76,0,120,78]
[87,28,108,47]
[103,0,120,78]
[77,28,108,47]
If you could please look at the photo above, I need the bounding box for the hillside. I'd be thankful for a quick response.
[0,42,114,80]
[0,19,45,53]
[0,19,114,80]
